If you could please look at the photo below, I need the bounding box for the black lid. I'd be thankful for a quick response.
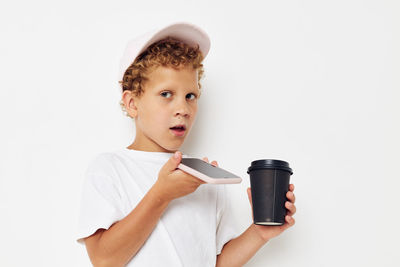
[247,159,293,175]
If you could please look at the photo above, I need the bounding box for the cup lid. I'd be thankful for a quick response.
[247,159,293,175]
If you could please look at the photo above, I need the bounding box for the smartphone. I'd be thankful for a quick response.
[177,158,242,184]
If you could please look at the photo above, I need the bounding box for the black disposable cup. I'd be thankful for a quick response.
[247,159,293,225]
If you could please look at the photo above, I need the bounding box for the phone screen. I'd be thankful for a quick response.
[180,158,240,178]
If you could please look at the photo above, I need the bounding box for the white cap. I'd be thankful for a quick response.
[118,21,211,85]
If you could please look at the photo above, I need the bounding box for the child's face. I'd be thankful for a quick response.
[125,65,200,153]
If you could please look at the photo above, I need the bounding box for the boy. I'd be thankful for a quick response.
[76,21,296,267]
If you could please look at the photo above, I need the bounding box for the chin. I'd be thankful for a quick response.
[163,141,184,152]
[166,144,182,152]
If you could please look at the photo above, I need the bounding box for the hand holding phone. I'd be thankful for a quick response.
[156,152,207,202]
[177,158,242,184]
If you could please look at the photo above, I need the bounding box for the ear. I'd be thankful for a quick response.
[121,90,138,118]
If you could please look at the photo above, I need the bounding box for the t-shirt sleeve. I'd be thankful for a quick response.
[215,184,241,255]
[75,155,125,245]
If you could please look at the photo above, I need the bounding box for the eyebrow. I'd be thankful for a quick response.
[159,88,200,94]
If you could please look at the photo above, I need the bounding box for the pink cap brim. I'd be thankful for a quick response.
[118,21,211,86]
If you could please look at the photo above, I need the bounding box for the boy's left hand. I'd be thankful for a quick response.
[247,184,296,242]
[201,158,296,242]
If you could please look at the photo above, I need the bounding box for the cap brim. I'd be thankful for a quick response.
[118,21,211,83]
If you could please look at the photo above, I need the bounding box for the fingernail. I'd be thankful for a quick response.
[174,151,180,159]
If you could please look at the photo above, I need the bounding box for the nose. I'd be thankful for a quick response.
[174,98,191,118]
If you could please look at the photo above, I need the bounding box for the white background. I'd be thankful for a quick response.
[1,0,399,266]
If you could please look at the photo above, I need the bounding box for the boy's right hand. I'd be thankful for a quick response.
[155,151,206,202]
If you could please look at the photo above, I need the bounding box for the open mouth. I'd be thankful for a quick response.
[170,125,186,136]
[170,126,186,130]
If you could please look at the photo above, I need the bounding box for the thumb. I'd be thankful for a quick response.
[247,187,252,206]
[247,187,254,221]
[168,151,182,171]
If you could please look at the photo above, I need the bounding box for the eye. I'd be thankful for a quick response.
[161,91,172,98]
[186,93,197,100]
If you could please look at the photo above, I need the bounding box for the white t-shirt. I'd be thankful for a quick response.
[76,148,241,266]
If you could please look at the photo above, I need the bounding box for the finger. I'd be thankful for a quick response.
[285,201,296,215]
[285,215,295,227]
[286,191,295,202]
[247,188,254,220]
[289,184,295,192]
[211,160,218,167]
[202,157,209,163]
[247,187,252,206]
[192,174,207,184]
[286,191,296,203]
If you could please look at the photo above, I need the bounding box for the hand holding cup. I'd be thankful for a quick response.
[247,159,296,241]
[247,183,296,241]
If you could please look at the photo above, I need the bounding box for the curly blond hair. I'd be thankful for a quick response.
[118,36,205,116]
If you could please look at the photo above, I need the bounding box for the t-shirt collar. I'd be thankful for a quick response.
[121,147,188,161]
